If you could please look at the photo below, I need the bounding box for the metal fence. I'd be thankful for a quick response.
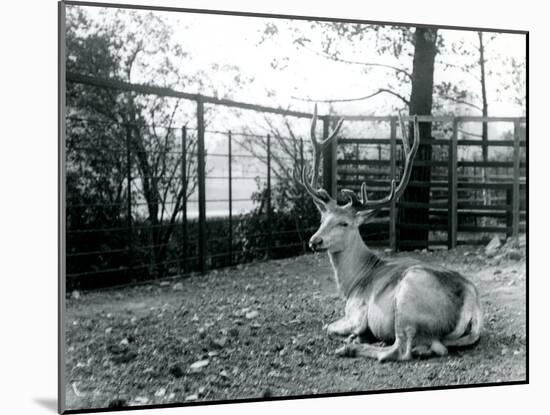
[64,73,527,289]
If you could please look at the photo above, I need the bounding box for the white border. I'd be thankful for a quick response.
[1,0,546,414]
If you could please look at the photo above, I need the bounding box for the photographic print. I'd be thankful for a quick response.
[59,1,527,413]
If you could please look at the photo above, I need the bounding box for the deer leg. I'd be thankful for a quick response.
[326,317,354,338]
[430,340,448,356]
[412,344,433,358]
[335,328,415,362]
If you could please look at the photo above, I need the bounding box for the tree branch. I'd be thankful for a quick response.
[300,44,412,80]
[439,95,482,111]
[291,88,410,106]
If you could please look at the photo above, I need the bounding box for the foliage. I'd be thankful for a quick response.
[66,7,214,281]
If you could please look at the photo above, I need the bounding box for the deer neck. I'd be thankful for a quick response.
[328,230,382,298]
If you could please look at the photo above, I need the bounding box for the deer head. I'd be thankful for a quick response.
[297,106,419,254]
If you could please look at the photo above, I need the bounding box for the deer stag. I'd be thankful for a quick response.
[297,106,483,362]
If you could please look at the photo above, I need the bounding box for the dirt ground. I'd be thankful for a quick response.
[64,241,527,411]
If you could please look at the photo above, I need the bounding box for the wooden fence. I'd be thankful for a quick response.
[334,115,527,250]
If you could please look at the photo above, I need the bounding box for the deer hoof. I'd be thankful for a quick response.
[335,344,357,358]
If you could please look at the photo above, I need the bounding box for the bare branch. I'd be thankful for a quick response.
[292,88,410,106]
[300,44,412,80]
[439,95,483,112]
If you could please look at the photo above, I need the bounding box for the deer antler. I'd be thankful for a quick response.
[296,104,344,203]
[341,113,420,211]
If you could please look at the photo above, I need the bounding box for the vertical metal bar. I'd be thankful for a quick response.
[126,122,133,275]
[512,119,521,237]
[197,100,207,274]
[389,117,397,252]
[228,130,233,265]
[322,116,337,198]
[181,125,187,274]
[448,118,458,249]
[299,137,305,254]
[266,134,272,259]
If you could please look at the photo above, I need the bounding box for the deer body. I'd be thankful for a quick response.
[298,107,483,361]
[326,235,482,360]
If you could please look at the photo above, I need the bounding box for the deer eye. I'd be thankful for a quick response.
[339,222,349,227]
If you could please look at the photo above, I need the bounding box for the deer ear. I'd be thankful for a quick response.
[354,209,377,225]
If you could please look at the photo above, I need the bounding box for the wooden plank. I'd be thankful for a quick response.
[340,115,525,122]
[458,160,526,168]
[338,169,390,176]
[456,239,492,246]
[337,159,391,166]
[389,117,397,252]
[457,203,511,211]
[449,119,458,249]
[399,223,448,231]
[512,120,521,236]
[338,179,392,187]
[341,138,451,146]
[397,201,448,209]
[398,240,449,247]
[457,182,513,190]
[340,138,391,145]
[457,139,527,147]
[197,99,207,274]
[413,160,449,167]
[458,225,508,233]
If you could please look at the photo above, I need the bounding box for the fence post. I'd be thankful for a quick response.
[389,117,397,252]
[266,134,272,259]
[448,118,458,249]
[197,99,207,274]
[125,122,134,277]
[506,188,513,238]
[181,125,188,275]
[228,130,233,265]
[299,137,306,254]
[322,116,338,198]
[512,119,521,237]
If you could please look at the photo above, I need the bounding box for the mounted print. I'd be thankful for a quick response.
[58,1,528,413]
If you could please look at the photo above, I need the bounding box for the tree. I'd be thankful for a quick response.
[398,28,438,248]
[260,22,440,249]
[66,6,202,279]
